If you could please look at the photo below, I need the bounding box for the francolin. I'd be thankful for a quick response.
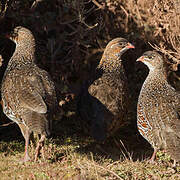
[1,26,57,162]
[137,51,180,166]
[78,37,134,141]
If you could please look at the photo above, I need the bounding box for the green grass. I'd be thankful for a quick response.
[0,115,179,180]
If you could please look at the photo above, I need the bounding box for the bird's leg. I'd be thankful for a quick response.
[24,129,31,162]
[41,143,45,160]
[40,135,46,160]
[30,132,36,150]
[34,134,46,161]
[173,159,177,168]
[19,124,31,162]
[148,148,157,163]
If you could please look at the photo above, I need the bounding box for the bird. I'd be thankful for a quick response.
[78,37,135,141]
[136,51,180,166]
[1,26,57,162]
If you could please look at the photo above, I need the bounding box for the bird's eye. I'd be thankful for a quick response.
[118,42,126,46]
[148,56,153,59]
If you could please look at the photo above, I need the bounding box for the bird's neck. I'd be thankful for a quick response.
[9,41,36,67]
[144,66,169,88]
[98,55,123,74]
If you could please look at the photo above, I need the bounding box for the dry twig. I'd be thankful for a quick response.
[91,0,105,10]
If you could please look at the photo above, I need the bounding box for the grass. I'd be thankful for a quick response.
[0,114,179,180]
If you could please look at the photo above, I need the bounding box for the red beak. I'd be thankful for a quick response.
[136,56,144,62]
[126,42,135,49]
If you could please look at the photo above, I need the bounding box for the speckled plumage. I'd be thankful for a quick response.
[78,38,134,141]
[1,26,57,162]
[137,51,180,164]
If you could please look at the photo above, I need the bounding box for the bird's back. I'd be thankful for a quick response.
[1,62,56,135]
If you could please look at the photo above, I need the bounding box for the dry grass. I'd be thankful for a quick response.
[0,138,179,179]
[0,116,180,180]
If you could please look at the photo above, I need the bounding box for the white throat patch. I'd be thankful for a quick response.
[143,61,155,71]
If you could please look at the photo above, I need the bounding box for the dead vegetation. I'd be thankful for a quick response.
[0,0,180,179]
[124,0,180,69]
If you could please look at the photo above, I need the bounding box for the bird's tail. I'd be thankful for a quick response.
[165,130,180,162]
[22,111,50,137]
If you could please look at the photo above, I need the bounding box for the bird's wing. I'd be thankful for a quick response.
[144,92,180,135]
[171,98,180,135]
[17,73,47,114]
[160,95,180,135]
[159,94,180,161]
[37,69,57,107]
[89,75,128,115]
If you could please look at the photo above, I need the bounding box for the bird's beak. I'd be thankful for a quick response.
[126,43,135,49]
[136,56,144,62]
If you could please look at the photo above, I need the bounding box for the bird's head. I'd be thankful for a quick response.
[6,26,35,45]
[137,51,164,71]
[99,37,135,71]
[104,37,135,58]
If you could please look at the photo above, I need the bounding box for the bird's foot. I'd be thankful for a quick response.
[146,158,156,165]
[172,160,177,168]
[146,149,157,164]
[19,154,31,163]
